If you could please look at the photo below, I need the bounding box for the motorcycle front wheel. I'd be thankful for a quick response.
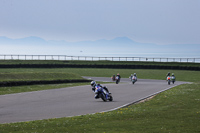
[109,95,113,101]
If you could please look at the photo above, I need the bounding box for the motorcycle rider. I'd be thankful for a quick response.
[166,72,170,77]
[129,73,137,80]
[116,73,121,80]
[166,72,170,79]
[117,73,121,78]
[91,81,110,99]
[133,73,137,81]
[171,73,176,81]
[91,81,96,92]
[129,74,133,80]
[115,73,121,84]
[111,74,116,81]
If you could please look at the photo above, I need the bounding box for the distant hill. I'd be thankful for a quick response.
[72,37,139,47]
[0,36,47,45]
[110,37,135,44]
[0,36,136,45]
[16,36,47,44]
[0,36,199,57]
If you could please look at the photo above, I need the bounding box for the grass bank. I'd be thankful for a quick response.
[0,82,89,95]
[0,60,200,67]
[0,83,199,132]
[0,72,83,82]
[0,68,200,95]
[0,68,199,82]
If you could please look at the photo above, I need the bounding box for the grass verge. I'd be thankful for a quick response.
[0,83,199,132]
[0,60,199,67]
[0,68,200,95]
[0,82,89,95]
[0,72,83,82]
[0,68,199,82]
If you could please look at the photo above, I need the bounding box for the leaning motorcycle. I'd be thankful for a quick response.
[171,76,176,84]
[132,76,137,84]
[116,76,120,84]
[111,75,116,81]
[167,76,171,85]
[95,86,113,102]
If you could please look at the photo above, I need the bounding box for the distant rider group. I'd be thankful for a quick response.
[111,73,121,84]
[166,72,176,85]
[91,71,176,101]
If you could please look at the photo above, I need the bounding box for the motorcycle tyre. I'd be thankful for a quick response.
[109,95,113,101]
[101,94,107,102]
[116,80,119,84]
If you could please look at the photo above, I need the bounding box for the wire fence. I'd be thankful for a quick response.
[0,54,200,63]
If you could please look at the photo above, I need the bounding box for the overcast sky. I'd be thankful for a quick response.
[0,0,200,45]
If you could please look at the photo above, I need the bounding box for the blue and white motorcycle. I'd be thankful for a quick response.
[115,76,120,84]
[130,74,137,84]
[95,86,113,102]
[131,76,137,84]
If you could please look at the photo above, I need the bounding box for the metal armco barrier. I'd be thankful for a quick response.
[0,54,200,63]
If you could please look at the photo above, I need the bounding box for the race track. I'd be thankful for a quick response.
[0,77,187,123]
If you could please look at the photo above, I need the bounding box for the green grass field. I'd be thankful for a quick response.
[0,72,83,82]
[0,68,199,96]
[0,60,199,132]
[0,60,200,67]
[0,83,199,132]
[0,68,199,82]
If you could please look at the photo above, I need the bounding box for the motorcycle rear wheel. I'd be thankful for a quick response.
[101,94,107,102]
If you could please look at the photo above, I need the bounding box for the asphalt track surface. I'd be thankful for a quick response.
[0,77,188,124]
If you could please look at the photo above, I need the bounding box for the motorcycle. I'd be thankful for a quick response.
[95,86,113,102]
[111,75,116,81]
[171,76,176,84]
[132,76,137,84]
[116,76,120,84]
[167,76,171,85]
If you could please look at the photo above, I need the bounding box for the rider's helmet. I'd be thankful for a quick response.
[91,81,96,87]
[134,73,136,76]
[117,73,119,75]
[172,73,174,76]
